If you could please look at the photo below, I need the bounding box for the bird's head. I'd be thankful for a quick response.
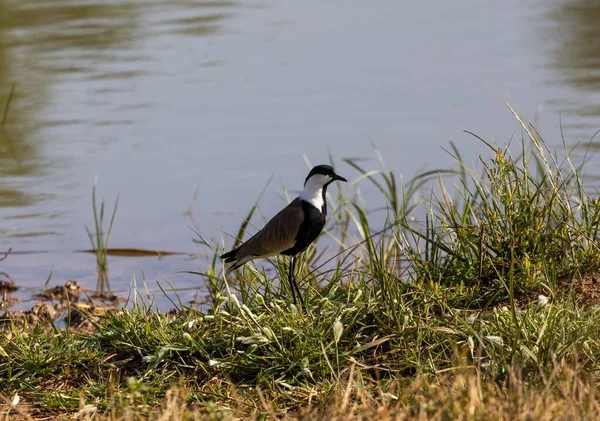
[304,165,347,188]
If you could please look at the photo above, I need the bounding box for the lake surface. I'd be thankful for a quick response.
[1,0,600,309]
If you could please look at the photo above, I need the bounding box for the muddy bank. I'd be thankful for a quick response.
[0,279,122,331]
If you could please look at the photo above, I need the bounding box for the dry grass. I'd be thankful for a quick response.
[4,362,595,420]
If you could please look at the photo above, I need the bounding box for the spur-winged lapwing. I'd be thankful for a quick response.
[220,165,347,307]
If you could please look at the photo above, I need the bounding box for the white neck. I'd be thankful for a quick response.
[299,177,327,212]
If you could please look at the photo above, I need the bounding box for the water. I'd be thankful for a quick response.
[1,0,599,309]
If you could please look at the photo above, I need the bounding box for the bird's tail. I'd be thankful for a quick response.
[220,248,247,270]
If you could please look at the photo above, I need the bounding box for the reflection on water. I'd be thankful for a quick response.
[543,0,600,173]
[548,1,600,92]
[544,0,600,133]
[0,1,138,52]
[0,0,141,213]
[0,0,234,237]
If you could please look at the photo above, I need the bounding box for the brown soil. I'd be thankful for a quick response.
[0,280,19,309]
[1,280,122,332]
[557,275,600,307]
[36,279,82,301]
[89,290,120,301]
[0,279,17,292]
[512,274,600,308]
[0,302,63,329]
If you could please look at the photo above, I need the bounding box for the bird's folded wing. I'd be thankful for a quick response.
[237,198,304,258]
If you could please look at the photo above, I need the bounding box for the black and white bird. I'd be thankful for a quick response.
[220,165,347,307]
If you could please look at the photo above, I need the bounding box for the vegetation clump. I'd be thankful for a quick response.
[1,108,600,419]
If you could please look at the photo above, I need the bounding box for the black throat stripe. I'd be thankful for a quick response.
[282,200,326,257]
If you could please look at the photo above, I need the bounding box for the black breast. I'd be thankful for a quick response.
[281,201,326,256]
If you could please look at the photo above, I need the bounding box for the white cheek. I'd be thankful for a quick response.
[314,175,332,185]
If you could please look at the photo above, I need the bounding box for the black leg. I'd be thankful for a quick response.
[288,256,297,305]
[290,256,305,310]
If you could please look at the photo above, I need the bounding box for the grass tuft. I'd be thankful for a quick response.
[85,181,119,293]
[402,107,600,307]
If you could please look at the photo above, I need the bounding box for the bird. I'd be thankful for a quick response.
[220,165,347,308]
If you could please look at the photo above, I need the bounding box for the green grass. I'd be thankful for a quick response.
[85,182,119,293]
[2,108,600,419]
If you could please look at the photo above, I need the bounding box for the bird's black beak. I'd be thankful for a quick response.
[334,174,348,182]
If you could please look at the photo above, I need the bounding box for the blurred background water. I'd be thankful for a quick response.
[0,0,599,309]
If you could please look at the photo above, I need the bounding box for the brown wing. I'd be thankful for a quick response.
[235,198,304,259]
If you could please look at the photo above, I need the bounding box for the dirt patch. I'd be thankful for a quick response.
[509,275,600,308]
[0,302,62,329]
[0,280,19,309]
[0,302,117,333]
[89,290,120,302]
[0,280,17,292]
[557,275,600,307]
[1,279,123,332]
[36,279,82,301]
